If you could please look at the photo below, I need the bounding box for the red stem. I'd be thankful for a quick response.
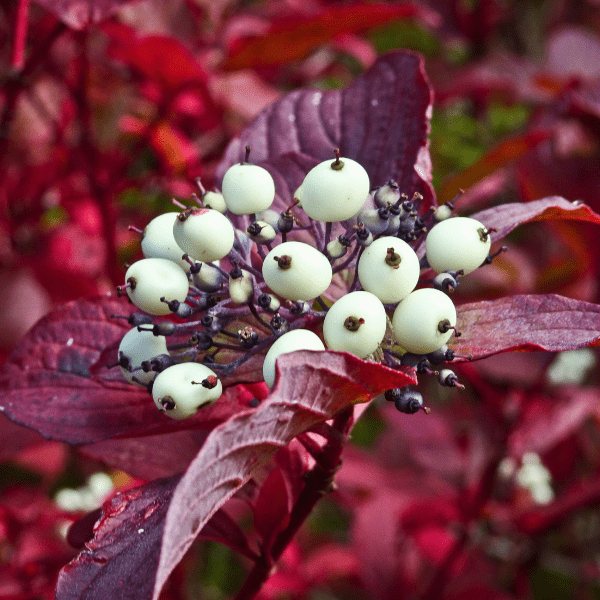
[11,0,30,71]
[233,406,355,600]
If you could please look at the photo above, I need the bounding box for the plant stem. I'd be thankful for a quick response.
[11,0,30,71]
[233,406,354,600]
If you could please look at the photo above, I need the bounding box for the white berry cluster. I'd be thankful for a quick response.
[114,147,502,419]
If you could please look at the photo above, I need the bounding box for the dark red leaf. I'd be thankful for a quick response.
[470,196,600,243]
[55,477,177,600]
[79,430,210,480]
[224,3,440,70]
[34,0,139,29]
[253,466,291,547]
[0,297,254,443]
[56,478,257,599]
[453,294,600,360]
[217,51,435,209]
[151,351,416,599]
[66,508,103,549]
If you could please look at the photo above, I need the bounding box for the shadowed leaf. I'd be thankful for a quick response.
[217,51,435,209]
[0,298,255,443]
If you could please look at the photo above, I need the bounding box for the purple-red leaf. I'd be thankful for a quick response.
[57,478,257,599]
[454,294,600,359]
[217,51,434,209]
[0,297,252,444]
[55,476,177,600]
[470,196,600,243]
[151,351,416,599]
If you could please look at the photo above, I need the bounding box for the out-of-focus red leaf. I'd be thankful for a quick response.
[437,130,552,204]
[151,351,416,600]
[0,414,46,461]
[470,196,600,243]
[217,51,435,209]
[253,466,291,547]
[108,34,208,88]
[511,475,600,535]
[0,297,253,443]
[509,389,599,457]
[224,3,440,70]
[34,0,139,29]
[453,294,600,359]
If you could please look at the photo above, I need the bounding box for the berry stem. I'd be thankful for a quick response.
[233,406,354,600]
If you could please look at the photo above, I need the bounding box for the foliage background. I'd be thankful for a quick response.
[1,0,600,598]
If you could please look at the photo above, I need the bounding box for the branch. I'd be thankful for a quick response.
[233,406,354,600]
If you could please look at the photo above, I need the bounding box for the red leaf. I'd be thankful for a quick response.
[35,0,139,29]
[151,351,416,599]
[217,51,435,209]
[453,294,600,359]
[55,477,177,600]
[56,478,257,599]
[470,196,600,243]
[253,466,291,548]
[0,297,252,443]
[224,3,440,70]
[509,389,600,457]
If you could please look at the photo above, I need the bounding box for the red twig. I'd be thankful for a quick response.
[11,0,30,71]
[233,406,354,600]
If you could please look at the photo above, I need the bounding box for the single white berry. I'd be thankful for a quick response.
[221,157,275,215]
[300,152,369,222]
[263,329,325,388]
[201,190,227,214]
[124,258,189,316]
[323,291,387,358]
[426,217,491,275]
[118,327,168,386]
[141,212,193,271]
[229,271,254,304]
[357,236,420,303]
[433,203,453,221]
[263,241,332,301]
[192,260,224,292]
[152,362,221,419]
[392,288,457,354]
[173,208,235,263]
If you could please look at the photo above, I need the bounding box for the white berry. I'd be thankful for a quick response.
[357,236,420,303]
[323,291,387,358]
[392,288,457,354]
[263,329,325,388]
[263,241,332,301]
[221,162,275,215]
[201,191,227,214]
[141,212,192,271]
[118,327,168,386]
[300,155,369,222]
[124,258,189,316]
[173,208,235,263]
[426,217,491,275]
[152,362,221,420]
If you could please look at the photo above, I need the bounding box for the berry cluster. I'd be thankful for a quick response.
[114,147,504,419]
